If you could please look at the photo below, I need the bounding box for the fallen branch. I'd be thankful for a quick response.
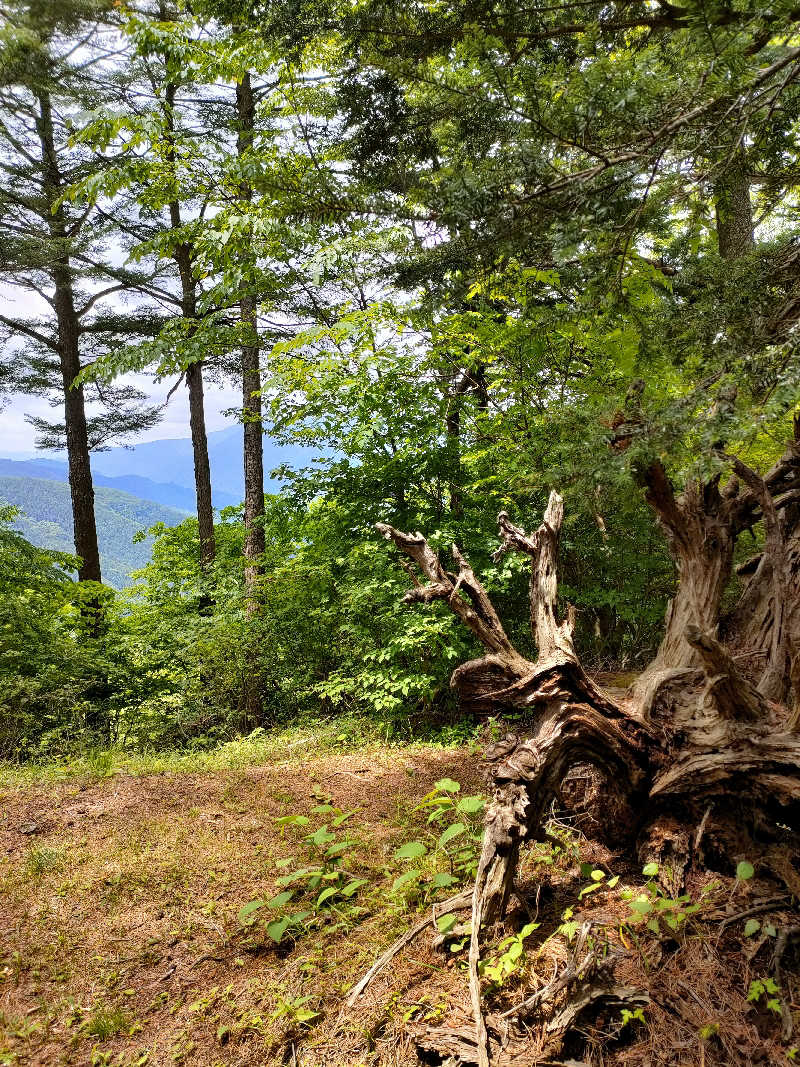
[344,889,472,1008]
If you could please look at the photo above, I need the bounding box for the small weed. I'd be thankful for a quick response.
[82,1005,130,1041]
[24,846,65,878]
[747,977,782,1015]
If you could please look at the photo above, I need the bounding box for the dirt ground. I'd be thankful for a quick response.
[0,746,483,1067]
[1,743,797,1067]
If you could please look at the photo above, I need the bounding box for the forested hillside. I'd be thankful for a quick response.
[1,0,800,1064]
[0,475,187,586]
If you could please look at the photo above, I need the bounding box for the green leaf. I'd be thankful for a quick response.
[436,913,458,934]
[266,916,293,943]
[395,841,427,861]
[642,862,659,877]
[430,872,458,889]
[736,861,755,881]
[579,881,604,898]
[438,823,466,848]
[267,891,294,909]
[238,899,264,925]
[307,825,335,847]
[316,886,341,907]
[435,778,461,793]
[590,869,605,882]
[340,878,368,898]
[325,840,356,857]
[392,870,421,892]
[456,795,485,814]
[743,919,760,937]
[647,918,660,934]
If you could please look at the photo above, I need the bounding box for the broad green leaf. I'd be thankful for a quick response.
[394,841,427,861]
[238,899,264,925]
[266,916,292,943]
[435,778,461,793]
[436,913,458,934]
[340,878,368,898]
[438,823,466,848]
[267,891,294,909]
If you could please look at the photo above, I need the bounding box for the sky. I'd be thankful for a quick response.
[1,379,241,455]
[0,280,242,456]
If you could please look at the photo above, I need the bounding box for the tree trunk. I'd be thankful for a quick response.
[367,490,800,1066]
[163,76,216,569]
[36,90,101,584]
[236,70,265,727]
[722,426,800,702]
[186,360,215,567]
[236,72,266,596]
[714,147,754,260]
[632,466,736,713]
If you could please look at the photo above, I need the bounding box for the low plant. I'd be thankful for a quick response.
[480,921,541,986]
[390,778,485,903]
[747,977,782,1016]
[238,803,367,944]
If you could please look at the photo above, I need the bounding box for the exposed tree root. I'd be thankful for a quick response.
[372,490,800,1064]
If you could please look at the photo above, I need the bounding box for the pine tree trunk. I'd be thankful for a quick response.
[186,360,215,567]
[236,70,265,727]
[36,90,101,584]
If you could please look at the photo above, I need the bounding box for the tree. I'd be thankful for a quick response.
[71,2,222,566]
[0,0,161,581]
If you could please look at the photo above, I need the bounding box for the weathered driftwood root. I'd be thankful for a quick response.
[374,489,800,1065]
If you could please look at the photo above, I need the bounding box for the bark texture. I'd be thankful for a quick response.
[634,434,800,715]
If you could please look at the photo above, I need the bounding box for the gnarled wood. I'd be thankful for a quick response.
[374,488,800,1066]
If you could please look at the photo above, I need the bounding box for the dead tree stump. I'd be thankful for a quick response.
[365,490,800,1066]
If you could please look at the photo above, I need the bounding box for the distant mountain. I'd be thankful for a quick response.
[90,426,314,502]
[0,475,188,589]
[0,426,314,513]
[0,457,218,513]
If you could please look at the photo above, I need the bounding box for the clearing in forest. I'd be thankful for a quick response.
[1,738,797,1067]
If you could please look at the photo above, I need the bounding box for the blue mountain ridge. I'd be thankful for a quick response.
[0,426,317,587]
[0,426,316,512]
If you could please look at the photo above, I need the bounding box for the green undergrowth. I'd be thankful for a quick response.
[0,710,481,787]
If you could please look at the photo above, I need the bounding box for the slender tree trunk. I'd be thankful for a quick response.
[36,90,101,583]
[236,72,266,593]
[164,77,215,568]
[186,360,215,566]
[236,70,265,727]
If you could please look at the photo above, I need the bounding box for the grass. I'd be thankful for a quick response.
[0,713,480,788]
[2,725,794,1066]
